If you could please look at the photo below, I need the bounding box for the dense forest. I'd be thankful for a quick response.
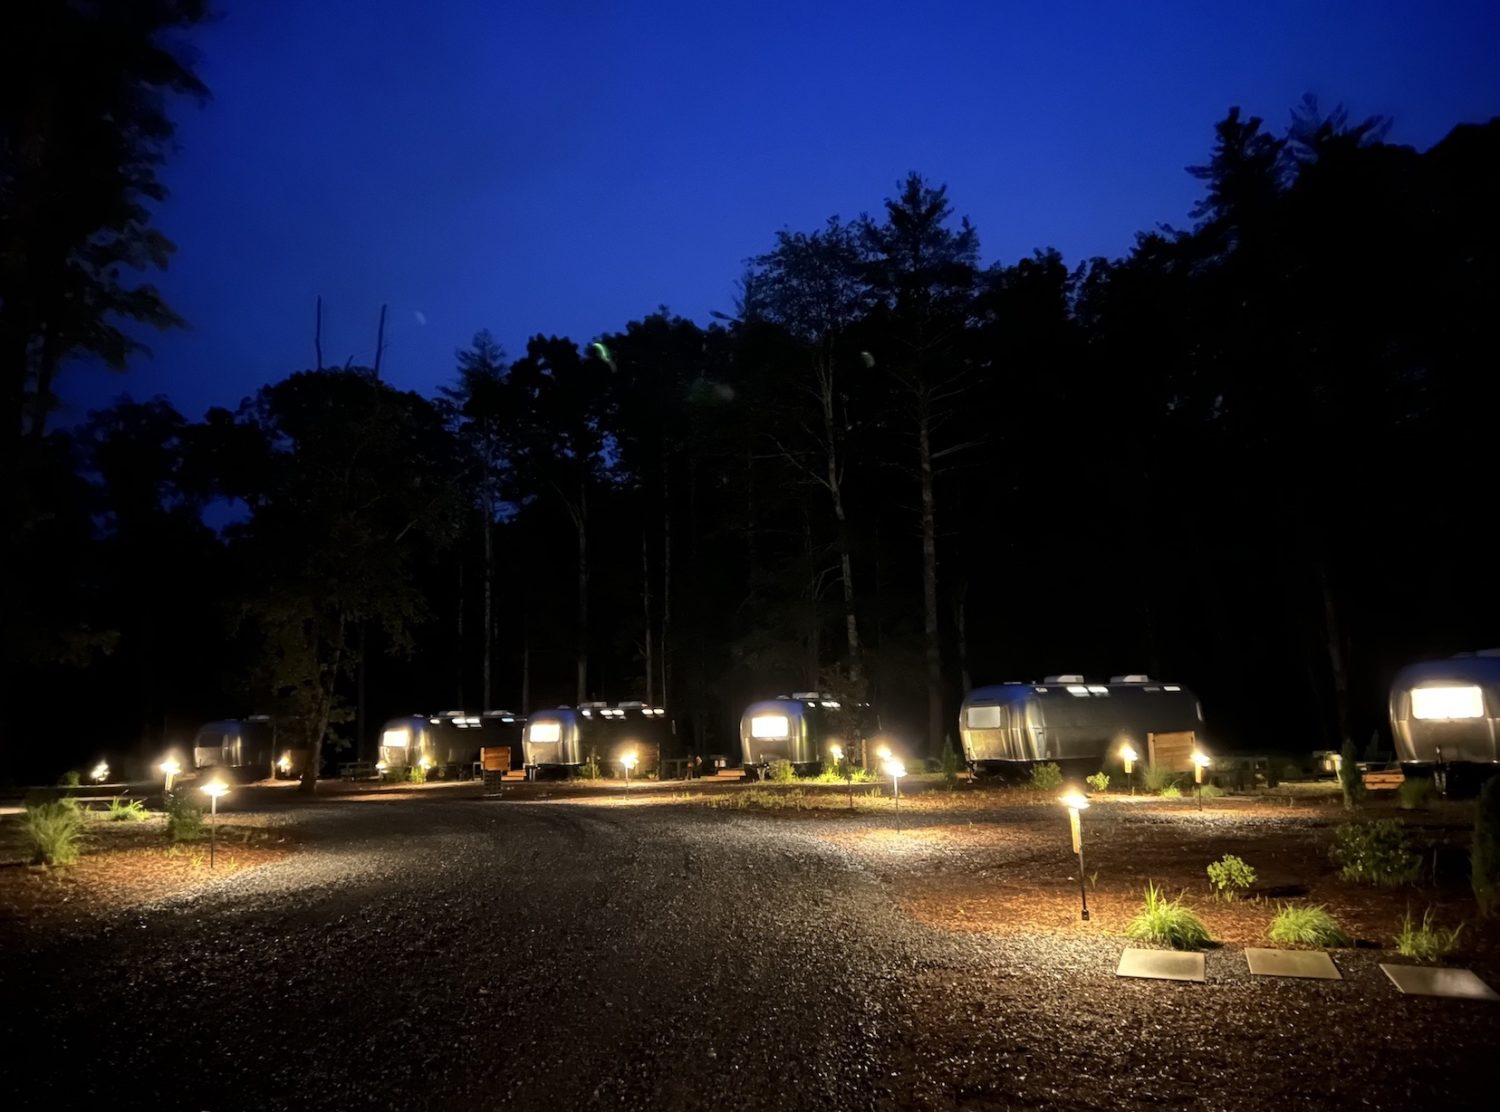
[4,7,1498,784]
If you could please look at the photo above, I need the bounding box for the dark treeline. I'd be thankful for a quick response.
[4,11,1498,784]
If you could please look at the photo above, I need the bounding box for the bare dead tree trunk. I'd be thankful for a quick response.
[482,503,493,710]
[803,508,820,684]
[300,614,346,794]
[520,629,531,716]
[954,578,971,696]
[642,530,654,703]
[455,558,465,706]
[356,621,366,762]
[575,484,589,704]
[661,494,672,709]
[918,388,943,757]
[373,303,387,379]
[1319,561,1351,747]
[818,355,862,684]
[314,295,324,371]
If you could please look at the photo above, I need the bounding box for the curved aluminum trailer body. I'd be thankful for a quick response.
[523,704,667,772]
[959,679,1202,769]
[379,711,525,772]
[192,718,275,771]
[1390,653,1500,768]
[738,694,859,769]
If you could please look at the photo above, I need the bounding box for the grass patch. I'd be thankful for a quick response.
[1199,783,1225,800]
[1395,906,1464,962]
[21,798,86,866]
[1268,904,1350,947]
[105,795,150,822]
[1331,819,1420,886]
[1206,854,1256,899]
[1158,784,1183,800]
[706,788,811,811]
[1141,763,1179,793]
[1397,777,1435,811]
[806,766,875,785]
[1125,882,1212,949]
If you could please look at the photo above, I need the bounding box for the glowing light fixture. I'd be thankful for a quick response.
[277,752,292,774]
[1058,789,1091,920]
[621,750,638,798]
[885,757,907,831]
[1411,686,1483,721]
[750,714,789,739]
[418,754,433,771]
[381,727,411,748]
[90,760,110,784]
[1192,750,1211,810]
[376,759,389,774]
[200,779,229,868]
[159,756,181,793]
[876,743,892,762]
[1066,685,1090,697]
[1120,744,1137,796]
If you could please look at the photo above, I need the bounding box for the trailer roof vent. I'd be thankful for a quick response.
[1109,674,1151,683]
[616,700,645,708]
[482,709,517,718]
[578,700,609,709]
[1044,674,1086,684]
[791,691,820,700]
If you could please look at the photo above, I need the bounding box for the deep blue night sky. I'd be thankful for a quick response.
[60,0,1500,424]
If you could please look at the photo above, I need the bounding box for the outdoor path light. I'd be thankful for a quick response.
[200,779,229,869]
[1192,750,1211,811]
[1120,744,1137,796]
[622,751,637,799]
[1059,789,1090,920]
[831,745,853,810]
[90,760,110,784]
[160,756,181,794]
[885,757,906,832]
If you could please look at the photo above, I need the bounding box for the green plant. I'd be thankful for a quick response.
[1206,854,1257,899]
[1338,737,1365,811]
[165,789,205,842]
[1125,883,1212,950]
[1331,820,1419,886]
[1397,776,1435,811]
[57,770,82,788]
[1141,763,1179,793]
[576,749,601,780]
[1268,904,1350,947]
[808,765,874,785]
[1028,762,1063,791]
[106,795,149,822]
[1086,771,1111,793]
[1199,783,1225,800]
[940,736,961,786]
[1473,776,1500,915]
[767,759,796,783]
[1158,784,1183,800]
[1395,905,1464,962]
[408,763,428,785]
[22,798,85,866]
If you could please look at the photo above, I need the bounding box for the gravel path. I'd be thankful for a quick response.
[2,797,1497,1110]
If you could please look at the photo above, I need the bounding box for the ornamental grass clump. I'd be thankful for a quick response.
[22,798,85,866]
[106,795,149,822]
[1158,784,1183,800]
[1125,882,1212,950]
[1028,762,1063,791]
[1206,854,1256,900]
[1395,905,1464,962]
[1141,763,1179,794]
[1331,819,1420,886]
[1268,904,1350,947]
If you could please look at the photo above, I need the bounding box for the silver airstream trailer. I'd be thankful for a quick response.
[378,710,525,777]
[192,716,281,778]
[522,702,667,777]
[959,675,1203,775]
[739,693,861,775]
[1390,652,1500,782]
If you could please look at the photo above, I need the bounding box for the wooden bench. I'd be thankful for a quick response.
[1363,770,1405,790]
[340,760,377,781]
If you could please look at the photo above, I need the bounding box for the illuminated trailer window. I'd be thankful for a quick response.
[1411,686,1483,720]
[381,727,411,748]
[750,714,790,739]
[528,721,562,742]
[966,705,1001,729]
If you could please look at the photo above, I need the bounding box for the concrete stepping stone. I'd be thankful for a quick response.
[1245,947,1341,980]
[1117,948,1206,982]
[1380,964,1500,1000]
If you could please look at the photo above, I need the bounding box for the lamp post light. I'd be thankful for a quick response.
[159,756,181,795]
[1120,744,1137,796]
[831,745,854,810]
[1192,750,1212,811]
[90,760,110,785]
[885,758,906,831]
[200,779,229,869]
[1059,789,1091,921]
[621,751,637,800]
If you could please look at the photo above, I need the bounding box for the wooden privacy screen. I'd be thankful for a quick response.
[481,746,512,773]
[1147,731,1197,772]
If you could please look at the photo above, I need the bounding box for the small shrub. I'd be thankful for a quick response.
[408,763,428,785]
[1473,777,1500,915]
[1199,782,1225,800]
[1268,904,1350,947]
[1158,784,1183,800]
[1086,771,1111,793]
[1331,820,1419,886]
[577,750,601,780]
[106,795,149,822]
[1339,737,1365,811]
[58,770,82,788]
[1395,906,1464,962]
[1028,762,1063,791]
[1141,763,1179,793]
[767,759,796,783]
[1125,882,1212,950]
[1397,777,1435,811]
[22,799,85,866]
[165,790,205,842]
[1206,854,1257,899]
[939,736,961,786]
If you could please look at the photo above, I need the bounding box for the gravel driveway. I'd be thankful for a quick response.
[2,796,1496,1110]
